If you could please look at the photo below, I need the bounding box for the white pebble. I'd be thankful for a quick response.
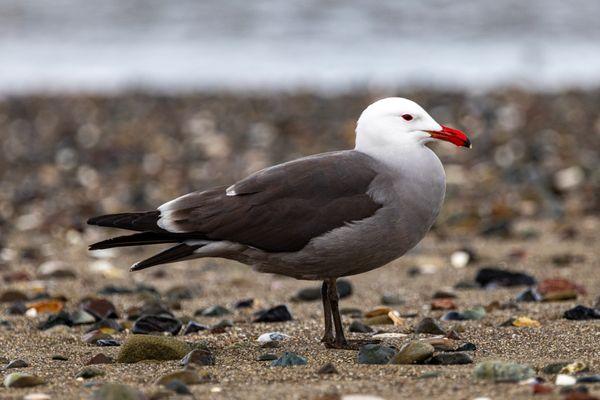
[257,332,290,343]
[450,250,470,269]
[555,374,577,386]
[24,394,51,400]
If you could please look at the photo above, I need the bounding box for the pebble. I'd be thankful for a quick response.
[117,335,190,363]
[76,367,105,379]
[257,331,290,344]
[97,339,121,347]
[182,320,209,335]
[83,330,113,344]
[450,249,474,269]
[414,317,446,334]
[26,299,64,314]
[349,321,374,333]
[198,305,231,317]
[473,361,535,382]
[257,353,278,361]
[442,306,486,321]
[427,352,473,365]
[51,355,68,361]
[380,293,405,305]
[511,316,541,328]
[271,352,307,367]
[357,344,397,365]
[91,383,145,400]
[318,362,338,374]
[180,349,215,366]
[556,374,577,386]
[3,372,45,388]
[432,290,457,299]
[431,298,456,310]
[156,370,209,385]
[81,298,119,320]
[456,342,477,352]
[37,310,73,330]
[0,289,28,303]
[363,314,395,325]
[515,288,543,302]
[234,298,254,308]
[253,305,293,323]
[86,353,113,365]
[372,332,408,339]
[132,315,182,335]
[560,361,588,375]
[165,379,192,395]
[564,305,600,320]
[165,285,197,301]
[71,309,97,325]
[6,301,27,315]
[475,267,536,288]
[543,361,571,374]
[24,394,52,400]
[576,375,600,384]
[87,318,123,333]
[37,260,76,279]
[389,341,434,364]
[5,359,29,369]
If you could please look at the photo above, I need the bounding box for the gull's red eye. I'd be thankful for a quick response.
[402,114,413,121]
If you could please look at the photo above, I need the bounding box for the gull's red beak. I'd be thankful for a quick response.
[427,125,471,148]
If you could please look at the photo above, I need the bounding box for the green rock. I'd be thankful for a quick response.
[117,335,190,363]
[357,344,397,365]
[542,361,571,374]
[461,306,486,320]
[156,370,212,386]
[3,372,45,388]
[389,341,434,364]
[271,352,308,367]
[91,383,147,400]
[473,361,535,382]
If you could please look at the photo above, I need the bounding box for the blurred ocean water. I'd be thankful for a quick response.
[1,0,600,93]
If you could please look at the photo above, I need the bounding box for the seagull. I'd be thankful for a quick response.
[87,97,471,349]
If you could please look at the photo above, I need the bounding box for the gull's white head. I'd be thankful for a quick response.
[355,97,470,157]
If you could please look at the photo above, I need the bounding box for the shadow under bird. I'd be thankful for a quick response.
[88,97,471,349]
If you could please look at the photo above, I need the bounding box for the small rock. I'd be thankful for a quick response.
[24,394,52,400]
[363,314,395,325]
[357,344,397,365]
[91,383,146,400]
[3,372,45,388]
[5,359,29,369]
[473,361,535,382]
[475,267,536,288]
[271,352,307,367]
[165,285,197,301]
[414,317,446,334]
[556,374,577,386]
[198,305,230,317]
[257,331,290,344]
[86,353,113,365]
[71,309,97,325]
[456,342,477,352]
[132,315,182,335]
[6,301,27,315]
[76,367,105,379]
[560,361,588,375]
[210,319,233,333]
[97,339,121,347]
[38,261,76,279]
[51,355,68,361]
[87,318,123,333]
[564,305,600,320]
[450,249,475,269]
[380,293,405,305]
[511,316,541,327]
[83,330,113,344]
[253,305,293,323]
[37,310,73,330]
[180,349,215,366]
[349,321,373,333]
[576,375,600,384]
[427,352,473,365]
[234,298,254,308]
[182,321,209,335]
[0,289,28,303]
[117,335,189,363]
[317,362,338,374]
[432,290,457,299]
[81,298,119,320]
[257,353,278,361]
[164,379,192,395]
[372,332,408,339]
[156,370,209,385]
[431,298,456,310]
[389,341,434,364]
[515,288,543,302]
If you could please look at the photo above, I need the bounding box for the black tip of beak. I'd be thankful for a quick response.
[464,138,472,149]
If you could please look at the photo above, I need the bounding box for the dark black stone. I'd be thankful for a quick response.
[515,288,542,302]
[441,311,467,321]
[576,375,600,384]
[563,305,600,320]
[234,298,254,308]
[414,317,446,334]
[37,311,73,330]
[165,379,192,395]
[253,305,293,323]
[456,342,477,352]
[349,320,373,333]
[475,267,536,288]
[6,301,27,315]
[182,321,209,335]
[427,352,473,365]
[132,315,182,335]
[257,353,278,361]
[96,339,121,347]
[198,305,230,317]
[97,285,133,295]
[86,318,124,333]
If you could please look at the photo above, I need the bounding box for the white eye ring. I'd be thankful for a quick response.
[401,114,413,121]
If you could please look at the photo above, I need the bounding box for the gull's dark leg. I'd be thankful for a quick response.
[320,280,334,343]
[325,277,350,349]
